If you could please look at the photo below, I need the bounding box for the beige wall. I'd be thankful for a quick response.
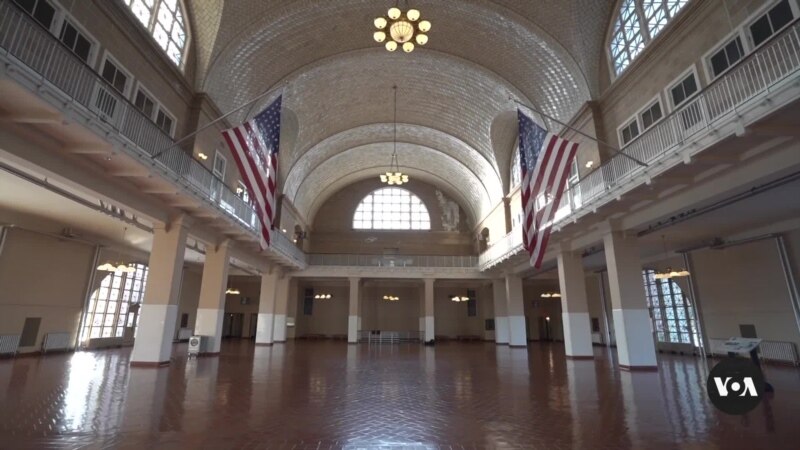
[433,285,494,340]
[174,267,202,337]
[0,228,94,353]
[310,178,475,255]
[294,283,349,337]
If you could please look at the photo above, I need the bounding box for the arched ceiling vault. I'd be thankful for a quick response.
[187,0,614,222]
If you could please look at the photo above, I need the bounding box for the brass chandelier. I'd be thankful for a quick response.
[380,86,409,186]
[373,4,431,53]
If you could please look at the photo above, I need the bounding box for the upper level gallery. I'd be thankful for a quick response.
[0,0,798,277]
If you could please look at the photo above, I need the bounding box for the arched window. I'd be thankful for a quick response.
[610,0,691,75]
[353,187,430,230]
[642,269,700,347]
[123,0,188,67]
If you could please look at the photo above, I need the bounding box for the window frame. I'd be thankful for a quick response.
[98,51,133,98]
[702,30,750,81]
[352,187,432,231]
[155,104,176,137]
[664,65,702,112]
[120,0,191,70]
[132,82,157,120]
[617,114,641,146]
[745,0,799,51]
[13,0,58,32]
[55,10,98,66]
[638,94,664,132]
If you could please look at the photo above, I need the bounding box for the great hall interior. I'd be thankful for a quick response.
[0,0,799,448]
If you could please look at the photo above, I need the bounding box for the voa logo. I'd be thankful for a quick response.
[712,376,758,397]
[706,359,765,415]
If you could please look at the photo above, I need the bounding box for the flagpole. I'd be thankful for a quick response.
[150,82,287,160]
[510,97,648,168]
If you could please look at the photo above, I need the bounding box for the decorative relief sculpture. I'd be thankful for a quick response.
[435,190,460,231]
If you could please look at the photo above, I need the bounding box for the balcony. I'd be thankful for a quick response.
[297,253,483,279]
[481,19,800,270]
[0,0,305,268]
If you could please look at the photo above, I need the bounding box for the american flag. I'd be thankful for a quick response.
[221,96,282,249]
[518,110,578,268]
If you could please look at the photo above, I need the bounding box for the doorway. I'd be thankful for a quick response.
[223,313,244,338]
[250,313,258,339]
[538,316,552,341]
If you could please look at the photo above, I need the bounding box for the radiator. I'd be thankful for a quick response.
[42,332,71,353]
[709,338,799,366]
[0,334,21,355]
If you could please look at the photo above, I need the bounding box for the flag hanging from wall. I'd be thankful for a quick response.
[221,96,282,249]
[518,110,578,268]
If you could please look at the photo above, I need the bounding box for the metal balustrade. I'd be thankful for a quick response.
[358,330,423,344]
[0,0,256,233]
[481,19,800,270]
[307,253,478,268]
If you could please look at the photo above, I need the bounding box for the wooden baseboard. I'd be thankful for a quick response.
[130,360,170,368]
[255,342,273,346]
[620,364,658,371]
[566,355,594,360]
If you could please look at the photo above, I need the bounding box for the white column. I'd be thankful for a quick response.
[423,278,435,343]
[194,240,230,355]
[418,285,425,337]
[348,277,360,344]
[492,279,509,345]
[130,216,190,366]
[604,231,657,370]
[557,250,594,359]
[505,274,527,347]
[255,271,279,345]
[272,274,290,343]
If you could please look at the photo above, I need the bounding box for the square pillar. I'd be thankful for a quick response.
[418,285,425,336]
[423,278,435,343]
[272,274,290,343]
[604,232,657,370]
[194,240,231,355]
[255,271,279,345]
[505,274,527,347]
[492,279,509,345]
[557,250,594,359]
[348,277,360,344]
[130,216,190,366]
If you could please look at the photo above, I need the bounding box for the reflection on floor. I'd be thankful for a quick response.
[0,340,799,449]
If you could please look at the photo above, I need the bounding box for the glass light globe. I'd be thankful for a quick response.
[390,20,414,43]
[407,9,420,21]
[374,31,386,42]
[385,41,397,52]
[418,20,431,32]
[374,17,387,29]
[388,7,401,19]
[415,33,428,45]
[403,42,414,53]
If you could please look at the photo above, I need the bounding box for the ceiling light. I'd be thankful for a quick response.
[314,294,332,299]
[197,152,208,160]
[451,295,469,303]
[540,292,561,298]
[380,86,409,185]
[374,6,429,53]
[585,160,594,169]
[225,288,240,295]
[654,235,690,280]
[383,295,400,302]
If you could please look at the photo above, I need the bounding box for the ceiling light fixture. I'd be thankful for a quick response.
[654,235,690,280]
[450,295,469,303]
[197,152,208,160]
[380,86,409,185]
[226,288,241,295]
[383,295,400,302]
[540,292,561,298]
[374,4,430,53]
[314,294,332,299]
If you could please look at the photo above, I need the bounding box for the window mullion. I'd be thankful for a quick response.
[635,0,652,42]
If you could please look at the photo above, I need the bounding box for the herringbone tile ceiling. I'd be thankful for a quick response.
[184,0,616,225]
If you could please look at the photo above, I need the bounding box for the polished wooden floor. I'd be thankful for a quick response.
[1,340,799,449]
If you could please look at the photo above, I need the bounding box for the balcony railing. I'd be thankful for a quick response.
[481,19,800,270]
[308,253,478,268]
[0,0,256,232]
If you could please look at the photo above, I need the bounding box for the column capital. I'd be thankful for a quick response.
[159,214,194,232]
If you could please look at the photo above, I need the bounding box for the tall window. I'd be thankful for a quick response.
[642,269,700,347]
[122,0,188,67]
[81,264,149,343]
[610,0,691,75]
[353,187,430,230]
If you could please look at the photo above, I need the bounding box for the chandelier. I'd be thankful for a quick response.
[97,262,136,273]
[314,293,332,300]
[540,292,561,298]
[450,295,469,303]
[380,86,409,185]
[383,295,400,302]
[654,235,690,280]
[225,288,240,295]
[373,5,430,53]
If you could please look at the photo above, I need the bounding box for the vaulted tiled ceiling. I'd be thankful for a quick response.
[186,0,615,225]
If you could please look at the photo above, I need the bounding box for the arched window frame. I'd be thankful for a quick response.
[353,187,431,231]
[122,0,189,69]
[608,0,692,77]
